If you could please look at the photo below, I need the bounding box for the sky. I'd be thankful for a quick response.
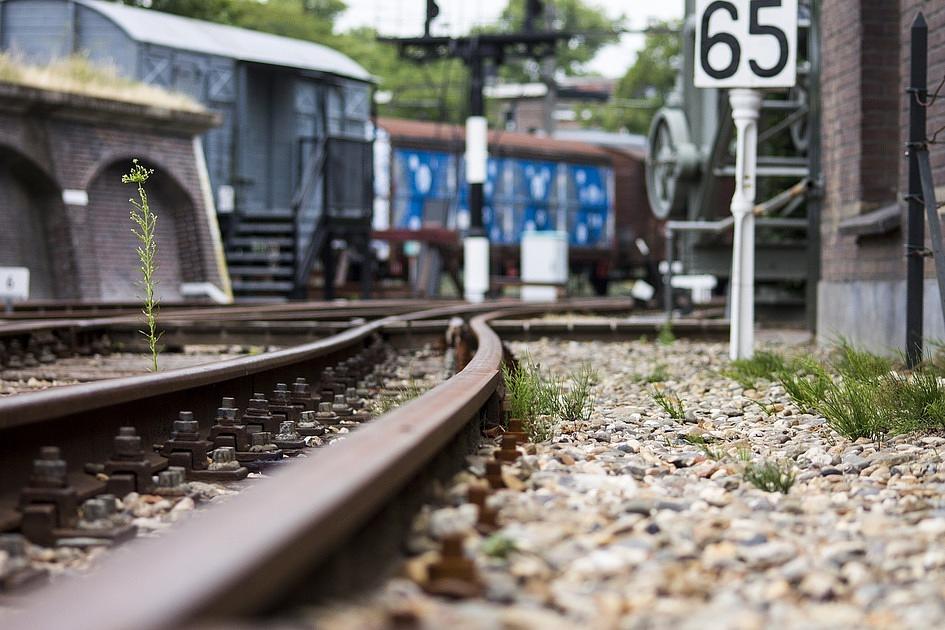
[335,0,685,78]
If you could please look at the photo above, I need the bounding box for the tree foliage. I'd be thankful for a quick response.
[493,0,622,81]
[584,20,681,134]
[120,0,342,40]
[118,0,631,125]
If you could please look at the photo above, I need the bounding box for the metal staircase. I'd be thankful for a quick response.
[225,138,328,301]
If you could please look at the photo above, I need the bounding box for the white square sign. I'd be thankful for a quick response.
[694,0,798,89]
[0,267,29,300]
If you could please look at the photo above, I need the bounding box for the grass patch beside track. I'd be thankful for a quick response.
[723,340,945,442]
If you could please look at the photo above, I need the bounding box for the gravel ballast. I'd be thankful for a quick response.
[310,335,945,629]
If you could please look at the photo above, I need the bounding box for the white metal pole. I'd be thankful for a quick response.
[464,115,489,303]
[728,88,762,360]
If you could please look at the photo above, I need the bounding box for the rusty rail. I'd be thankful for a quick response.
[4,310,506,630]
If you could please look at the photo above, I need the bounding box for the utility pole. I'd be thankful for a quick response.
[381,0,566,302]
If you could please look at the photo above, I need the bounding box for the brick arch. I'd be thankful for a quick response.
[79,151,195,199]
[0,144,76,298]
[86,157,204,300]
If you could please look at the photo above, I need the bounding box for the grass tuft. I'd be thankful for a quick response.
[744,459,796,493]
[0,53,203,112]
[657,321,676,345]
[557,362,597,424]
[778,356,831,412]
[503,355,598,442]
[372,380,425,416]
[634,363,669,383]
[650,386,686,419]
[480,534,517,559]
[723,350,788,388]
[831,338,892,381]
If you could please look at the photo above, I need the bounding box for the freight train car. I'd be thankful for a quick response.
[373,117,660,296]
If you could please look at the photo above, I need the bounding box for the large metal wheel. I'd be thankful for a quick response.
[645,108,700,219]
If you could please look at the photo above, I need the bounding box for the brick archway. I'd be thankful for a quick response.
[87,159,202,301]
[0,145,73,299]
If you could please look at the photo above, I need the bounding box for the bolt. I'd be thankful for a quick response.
[173,411,200,437]
[315,401,339,425]
[271,383,291,405]
[157,466,186,489]
[506,418,527,445]
[247,394,269,412]
[496,435,519,462]
[0,533,28,558]
[251,432,271,447]
[216,407,238,426]
[98,494,117,516]
[332,394,352,418]
[345,387,362,409]
[209,447,239,470]
[425,533,480,598]
[81,498,108,522]
[113,426,143,458]
[485,459,505,489]
[30,446,68,488]
[291,378,316,408]
[213,447,235,463]
[276,420,300,441]
[38,345,57,364]
[467,484,498,531]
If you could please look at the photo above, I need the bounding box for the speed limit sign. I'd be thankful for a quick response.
[694,0,797,88]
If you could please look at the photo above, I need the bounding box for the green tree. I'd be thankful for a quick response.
[494,0,622,80]
[335,27,468,122]
[120,0,340,42]
[585,20,681,134]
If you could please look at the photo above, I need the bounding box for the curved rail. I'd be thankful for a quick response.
[5,310,506,630]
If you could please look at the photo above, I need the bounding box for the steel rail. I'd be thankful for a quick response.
[0,302,479,429]
[0,301,514,510]
[0,299,456,321]
[4,309,506,630]
[0,299,628,508]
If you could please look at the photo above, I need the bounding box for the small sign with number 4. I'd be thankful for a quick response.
[694,0,797,88]
[0,267,29,301]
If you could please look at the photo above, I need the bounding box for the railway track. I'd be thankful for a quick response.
[0,298,725,629]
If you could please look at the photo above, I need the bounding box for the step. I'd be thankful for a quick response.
[237,209,294,220]
[225,252,295,264]
[227,237,294,248]
[227,266,294,278]
[231,280,295,293]
[235,222,295,235]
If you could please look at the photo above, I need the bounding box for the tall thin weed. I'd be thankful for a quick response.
[123,159,162,372]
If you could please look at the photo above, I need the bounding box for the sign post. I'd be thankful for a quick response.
[694,0,798,359]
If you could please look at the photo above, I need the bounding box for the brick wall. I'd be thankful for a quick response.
[820,0,903,284]
[0,85,225,301]
[820,1,945,287]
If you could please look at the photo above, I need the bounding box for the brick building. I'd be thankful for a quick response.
[0,83,228,301]
[818,1,945,350]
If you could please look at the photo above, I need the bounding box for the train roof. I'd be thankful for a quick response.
[377,117,615,163]
[75,0,371,82]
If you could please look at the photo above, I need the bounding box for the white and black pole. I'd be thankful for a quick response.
[464,53,489,303]
[694,0,797,359]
